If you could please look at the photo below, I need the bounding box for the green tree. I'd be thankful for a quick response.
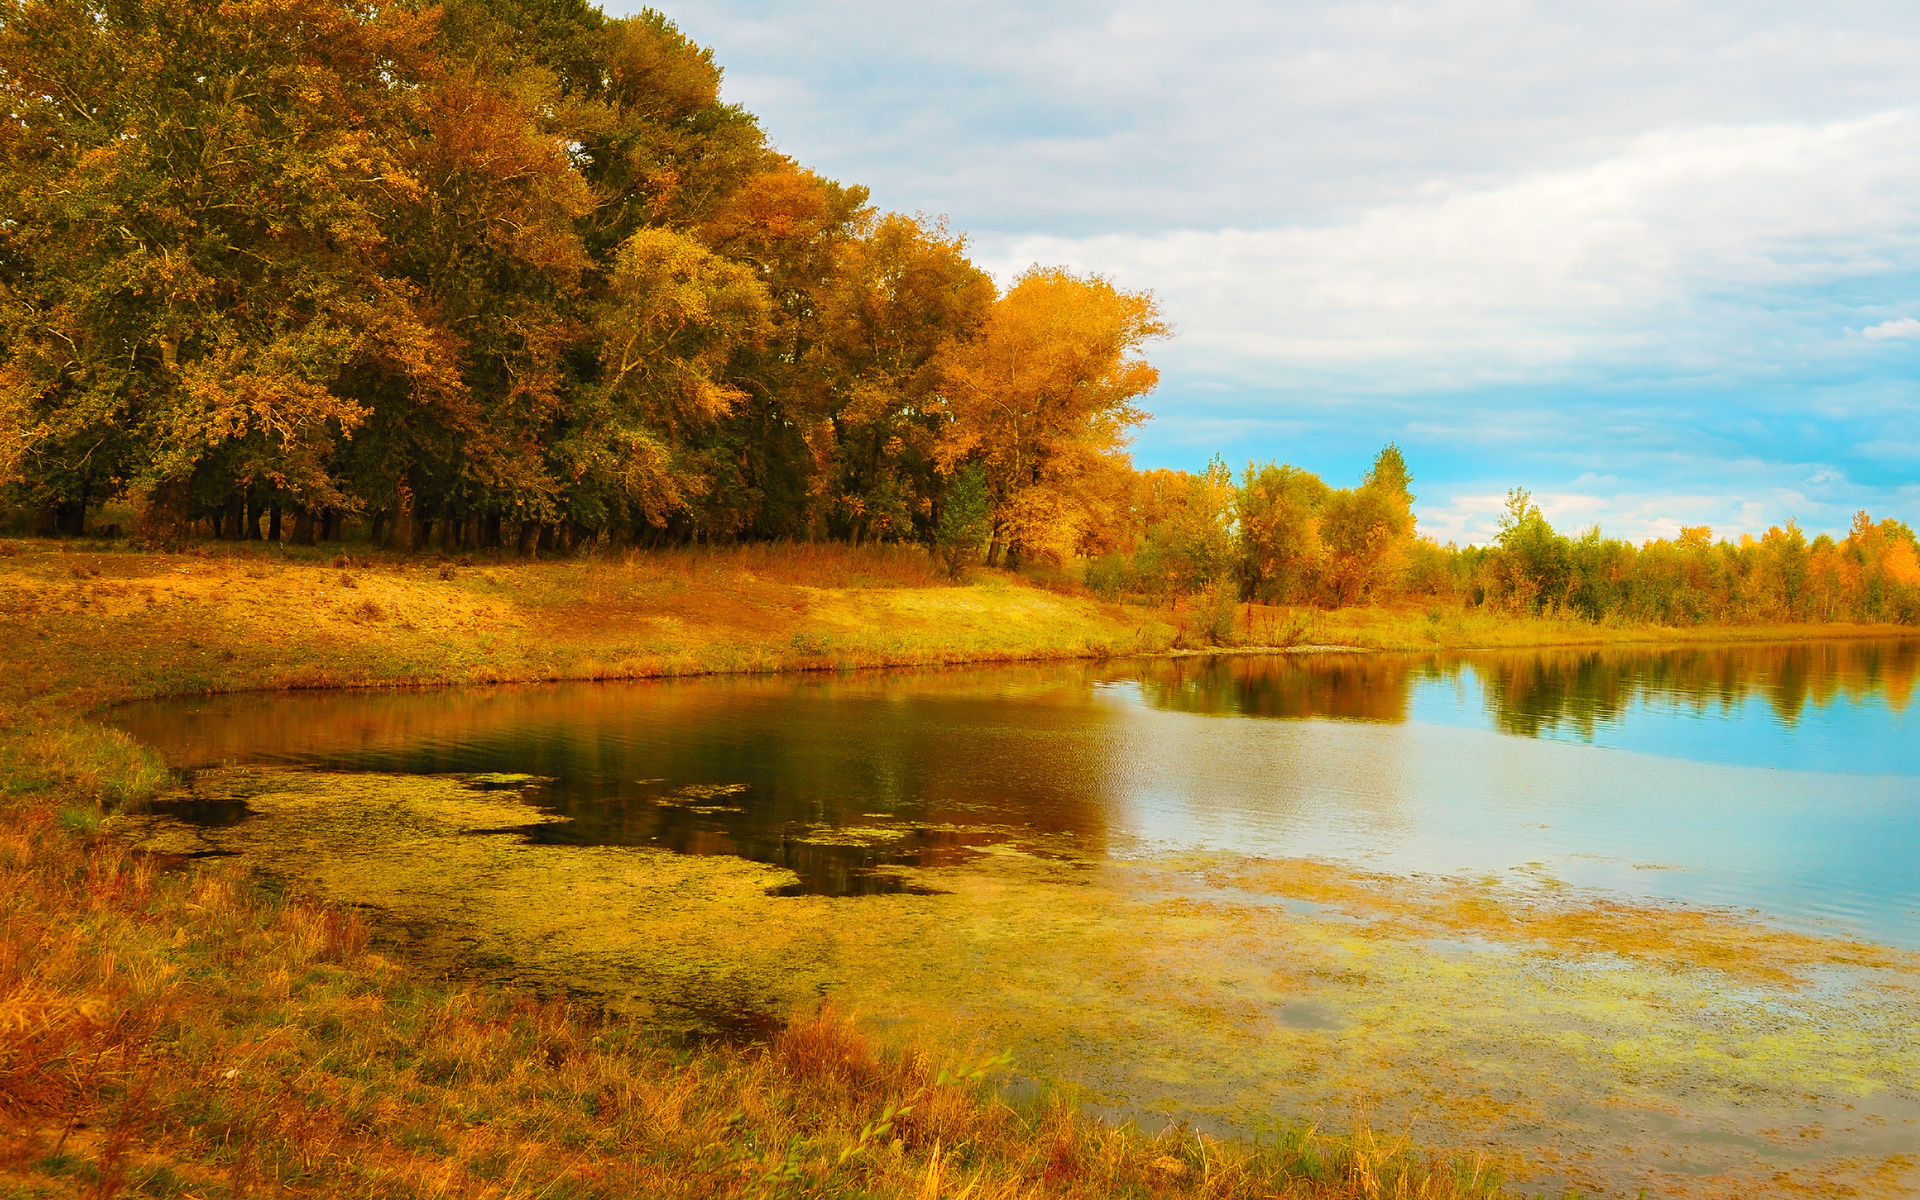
[1490,489,1571,614]
[1235,463,1331,602]
[1319,446,1417,605]
[0,0,462,539]
[933,464,991,578]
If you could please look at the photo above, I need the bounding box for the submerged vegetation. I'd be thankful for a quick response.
[2,782,1523,1199]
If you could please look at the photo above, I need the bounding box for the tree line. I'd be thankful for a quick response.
[4,0,1913,628]
[1092,449,1920,627]
[0,0,1161,566]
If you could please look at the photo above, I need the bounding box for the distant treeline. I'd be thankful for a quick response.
[1090,448,1920,627]
[0,0,1159,567]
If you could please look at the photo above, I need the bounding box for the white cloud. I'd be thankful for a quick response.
[1862,317,1920,341]
[626,0,1920,535]
[979,113,1920,384]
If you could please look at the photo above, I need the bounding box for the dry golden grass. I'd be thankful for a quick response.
[0,539,1180,712]
[0,793,1515,1199]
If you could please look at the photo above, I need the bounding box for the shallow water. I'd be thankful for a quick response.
[117,639,1920,945]
[112,640,1920,1198]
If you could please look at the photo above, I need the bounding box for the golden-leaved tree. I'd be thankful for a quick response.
[803,214,994,544]
[0,0,464,538]
[1319,444,1417,604]
[934,267,1164,566]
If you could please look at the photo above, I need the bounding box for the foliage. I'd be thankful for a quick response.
[1078,442,1915,630]
[933,266,1165,567]
[0,1,1160,560]
[933,462,991,578]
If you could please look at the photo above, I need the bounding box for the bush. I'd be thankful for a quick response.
[1084,553,1129,601]
[934,466,991,580]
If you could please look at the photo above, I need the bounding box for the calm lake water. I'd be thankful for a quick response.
[116,638,1920,948]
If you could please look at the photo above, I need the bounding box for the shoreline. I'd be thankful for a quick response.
[5,537,1919,1199]
[0,537,1908,719]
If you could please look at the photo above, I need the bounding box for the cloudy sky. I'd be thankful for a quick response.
[614,0,1920,543]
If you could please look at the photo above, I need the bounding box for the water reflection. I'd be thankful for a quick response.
[1472,640,1919,738]
[1123,639,1920,743]
[111,639,1920,940]
[119,674,1123,896]
[1122,653,1412,722]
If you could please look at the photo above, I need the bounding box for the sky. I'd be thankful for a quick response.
[612,0,1920,544]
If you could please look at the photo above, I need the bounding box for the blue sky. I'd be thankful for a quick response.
[613,0,1920,544]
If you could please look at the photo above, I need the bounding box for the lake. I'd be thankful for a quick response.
[112,639,1920,1198]
[117,638,1920,943]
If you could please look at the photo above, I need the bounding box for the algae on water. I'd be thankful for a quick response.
[121,764,1920,1199]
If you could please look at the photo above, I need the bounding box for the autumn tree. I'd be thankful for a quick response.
[1128,457,1236,598]
[1236,462,1333,602]
[934,267,1164,566]
[803,214,993,543]
[0,0,465,541]
[1319,445,1417,605]
[574,227,770,530]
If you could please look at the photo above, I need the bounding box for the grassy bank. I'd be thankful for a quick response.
[3,537,1909,718]
[0,537,1513,1199]
[3,534,1912,1197]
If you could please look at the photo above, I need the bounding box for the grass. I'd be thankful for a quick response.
[0,538,1186,714]
[0,771,1514,1198]
[1226,598,1915,654]
[3,531,1909,1197]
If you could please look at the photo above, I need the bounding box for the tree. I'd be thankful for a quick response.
[933,464,990,578]
[1236,462,1331,602]
[575,227,772,530]
[804,214,993,544]
[0,0,462,539]
[934,267,1165,566]
[1489,488,1570,614]
[1319,446,1417,605]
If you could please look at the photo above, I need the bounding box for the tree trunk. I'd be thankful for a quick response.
[385,474,414,551]
[516,519,539,558]
[484,512,502,550]
[137,479,193,545]
[369,509,387,547]
[292,507,315,546]
[58,488,86,535]
[268,501,282,542]
[537,522,555,554]
[985,537,1003,568]
[244,488,264,541]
